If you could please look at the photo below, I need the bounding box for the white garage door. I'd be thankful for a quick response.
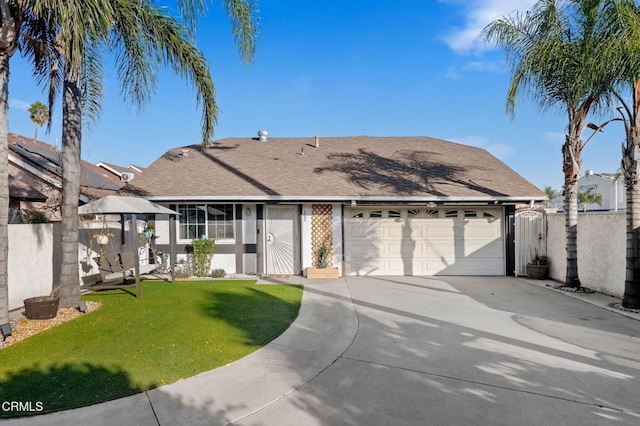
[344,207,504,276]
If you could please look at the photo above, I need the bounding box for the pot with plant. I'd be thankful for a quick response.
[527,251,549,279]
[143,225,155,240]
[23,290,60,320]
[306,241,340,279]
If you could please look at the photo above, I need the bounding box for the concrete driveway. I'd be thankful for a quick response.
[9,276,640,425]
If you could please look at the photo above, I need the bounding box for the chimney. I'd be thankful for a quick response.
[314,135,320,149]
[258,130,268,142]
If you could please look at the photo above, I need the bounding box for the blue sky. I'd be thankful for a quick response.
[7,0,627,190]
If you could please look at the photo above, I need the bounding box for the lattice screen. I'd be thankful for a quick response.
[312,204,333,266]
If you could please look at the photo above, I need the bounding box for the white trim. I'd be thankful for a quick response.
[145,195,546,203]
[95,162,123,177]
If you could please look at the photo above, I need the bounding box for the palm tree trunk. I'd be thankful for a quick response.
[56,63,82,308]
[0,0,23,325]
[562,136,582,287]
[623,127,640,309]
[0,54,9,325]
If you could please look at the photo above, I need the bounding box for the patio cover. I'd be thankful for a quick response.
[78,195,178,216]
[78,196,179,295]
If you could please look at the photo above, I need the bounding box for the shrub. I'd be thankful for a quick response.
[210,268,226,278]
[25,210,49,223]
[191,238,215,277]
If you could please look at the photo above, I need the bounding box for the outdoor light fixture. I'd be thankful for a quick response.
[245,207,252,218]
[1,323,11,340]
[77,301,87,313]
[351,200,357,207]
[426,202,437,208]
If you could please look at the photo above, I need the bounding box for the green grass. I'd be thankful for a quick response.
[0,280,302,417]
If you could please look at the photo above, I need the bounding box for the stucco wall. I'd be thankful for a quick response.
[8,224,55,310]
[546,212,625,297]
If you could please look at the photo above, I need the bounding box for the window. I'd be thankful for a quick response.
[176,204,234,240]
[408,209,421,217]
[464,210,477,218]
[445,210,458,218]
[425,209,439,218]
[389,210,402,218]
[370,210,383,218]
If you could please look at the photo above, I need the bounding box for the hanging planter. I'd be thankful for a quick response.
[95,233,111,244]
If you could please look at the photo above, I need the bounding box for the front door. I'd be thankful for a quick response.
[265,206,299,275]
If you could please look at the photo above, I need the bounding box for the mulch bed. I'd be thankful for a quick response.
[0,301,101,350]
[557,286,595,294]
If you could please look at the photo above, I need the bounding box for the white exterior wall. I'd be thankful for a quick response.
[8,224,54,310]
[243,204,257,244]
[211,253,236,274]
[301,204,313,270]
[546,212,625,297]
[154,214,170,245]
[332,204,343,275]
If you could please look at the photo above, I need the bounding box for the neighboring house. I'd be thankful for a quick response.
[128,135,546,277]
[95,161,144,184]
[8,133,124,221]
[549,170,625,212]
[8,174,48,223]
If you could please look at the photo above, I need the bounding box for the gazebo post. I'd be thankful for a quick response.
[170,214,176,283]
[132,213,141,298]
[120,214,126,252]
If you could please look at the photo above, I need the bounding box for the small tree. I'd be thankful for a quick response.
[27,101,48,141]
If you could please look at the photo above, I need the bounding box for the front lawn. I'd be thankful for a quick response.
[0,280,302,417]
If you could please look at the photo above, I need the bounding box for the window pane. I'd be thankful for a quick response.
[178,203,234,240]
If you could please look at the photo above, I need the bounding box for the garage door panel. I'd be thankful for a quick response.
[345,207,504,276]
[345,222,383,238]
[463,238,503,256]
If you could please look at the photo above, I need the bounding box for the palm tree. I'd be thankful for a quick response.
[22,0,258,307]
[577,187,603,211]
[598,0,640,308]
[544,185,560,207]
[27,100,48,140]
[483,0,615,288]
[0,0,29,328]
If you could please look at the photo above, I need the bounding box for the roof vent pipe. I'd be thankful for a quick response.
[586,169,594,177]
[258,130,268,142]
[314,135,320,149]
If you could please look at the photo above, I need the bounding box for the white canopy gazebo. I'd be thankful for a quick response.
[78,196,179,296]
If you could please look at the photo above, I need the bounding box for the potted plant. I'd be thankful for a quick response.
[85,231,115,263]
[143,225,155,239]
[306,241,340,279]
[23,291,60,320]
[527,252,549,279]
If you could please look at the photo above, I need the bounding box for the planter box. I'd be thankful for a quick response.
[527,264,549,280]
[306,267,340,279]
[23,296,60,319]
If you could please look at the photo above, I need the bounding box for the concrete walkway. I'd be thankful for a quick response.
[6,276,640,425]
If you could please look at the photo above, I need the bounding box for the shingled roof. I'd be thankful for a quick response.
[129,136,544,202]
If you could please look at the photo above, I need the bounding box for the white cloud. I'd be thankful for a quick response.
[9,99,31,111]
[441,0,536,54]
[450,135,515,159]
